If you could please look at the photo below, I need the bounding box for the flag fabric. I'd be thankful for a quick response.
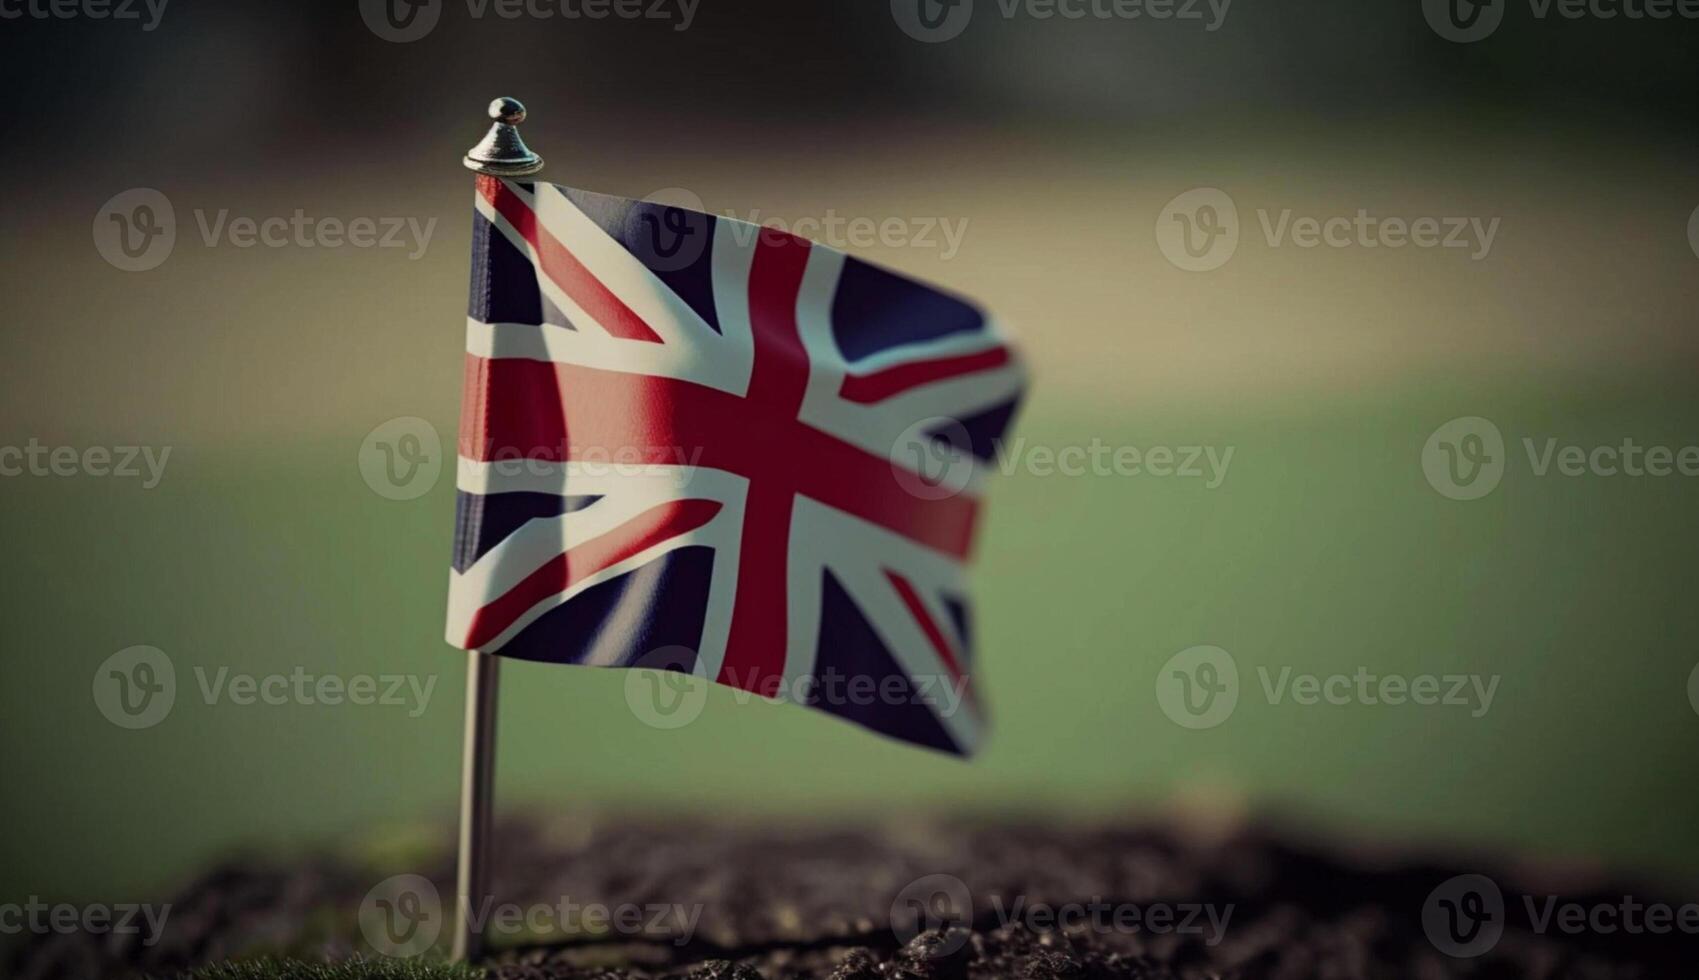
[446,176,1025,755]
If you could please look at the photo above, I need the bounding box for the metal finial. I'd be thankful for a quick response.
[463,97,544,177]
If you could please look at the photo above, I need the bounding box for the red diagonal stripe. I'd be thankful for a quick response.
[463,498,723,650]
[838,346,1011,404]
[478,176,663,343]
[787,423,979,559]
[885,569,976,707]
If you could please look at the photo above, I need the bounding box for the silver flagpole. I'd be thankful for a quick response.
[452,97,545,964]
[451,651,500,963]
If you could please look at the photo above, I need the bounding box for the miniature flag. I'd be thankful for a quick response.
[446,176,1025,755]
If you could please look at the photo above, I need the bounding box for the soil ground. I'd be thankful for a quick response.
[10,815,1698,979]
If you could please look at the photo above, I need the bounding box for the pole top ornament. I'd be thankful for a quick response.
[463,97,544,177]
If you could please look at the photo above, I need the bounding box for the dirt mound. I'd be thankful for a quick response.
[12,817,1696,979]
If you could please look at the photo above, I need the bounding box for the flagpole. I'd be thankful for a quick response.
[452,97,546,965]
[451,651,499,962]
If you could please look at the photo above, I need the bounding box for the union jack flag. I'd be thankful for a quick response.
[446,177,1025,755]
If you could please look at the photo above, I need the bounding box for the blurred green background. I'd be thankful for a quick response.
[0,0,1696,916]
